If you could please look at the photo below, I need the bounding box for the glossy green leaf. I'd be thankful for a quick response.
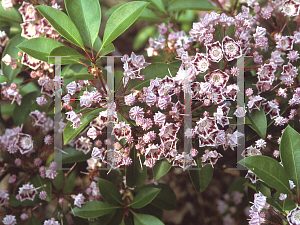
[0,75,8,83]
[135,204,163,220]
[102,1,149,48]
[246,107,267,139]
[238,155,291,194]
[65,0,101,48]
[27,215,41,225]
[35,5,84,48]
[107,208,123,225]
[125,146,147,188]
[1,35,25,84]
[153,159,172,181]
[283,197,296,211]
[31,175,52,202]
[255,181,271,197]
[88,210,116,225]
[280,125,300,189]
[0,1,22,23]
[189,158,213,192]
[133,213,164,225]
[168,0,218,11]
[62,146,91,164]
[98,178,123,206]
[129,188,161,209]
[136,183,177,210]
[17,37,64,62]
[48,46,84,65]
[13,91,39,126]
[72,201,118,219]
[63,108,105,145]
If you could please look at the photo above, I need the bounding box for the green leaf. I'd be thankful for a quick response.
[246,107,267,139]
[63,168,77,194]
[1,35,25,84]
[89,210,116,225]
[139,8,160,21]
[283,197,296,211]
[125,146,147,188]
[17,37,64,63]
[136,183,177,210]
[27,215,41,225]
[62,146,91,164]
[13,91,39,126]
[35,5,84,48]
[189,159,213,192]
[153,159,172,181]
[53,170,64,191]
[104,3,122,17]
[0,1,22,23]
[98,178,123,206]
[135,204,163,220]
[0,103,15,116]
[63,108,105,145]
[13,77,39,96]
[280,125,300,190]
[107,208,123,225]
[133,25,156,50]
[129,188,161,209]
[133,213,164,225]
[62,64,96,82]
[129,61,181,91]
[255,181,271,197]
[65,0,101,48]
[100,43,115,56]
[102,1,149,48]
[72,201,118,219]
[48,46,84,65]
[228,177,248,193]
[147,0,166,12]
[93,36,116,56]
[238,155,291,194]
[71,215,89,225]
[168,0,218,11]
[0,75,8,83]
[31,175,52,202]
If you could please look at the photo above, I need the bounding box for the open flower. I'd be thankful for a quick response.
[21,53,41,70]
[21,22,39,39]
[18,2,38,22]
[222,36,242,61]
[206,41,223,62]
[15,133,34,154]
[114,122,131,141]
[18,183,37,201]
[173,152,197,170]
[192,53,210,74]
[204,69,229,88]
[201,150,223,167]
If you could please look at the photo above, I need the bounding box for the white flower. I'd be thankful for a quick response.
[72,193,85,208]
